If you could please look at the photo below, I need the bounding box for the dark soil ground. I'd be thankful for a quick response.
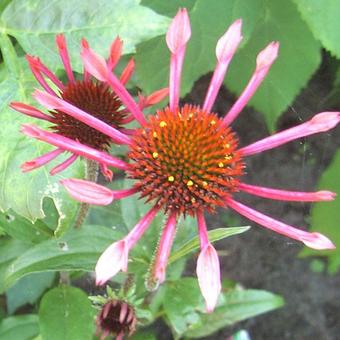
[179,53,340,340]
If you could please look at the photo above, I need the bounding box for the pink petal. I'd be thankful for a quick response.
[166,8,191,54]
[95,240,129,285]
[225,197,335,250]
[141,88,169,108]
[61,178,114,205]
[120,58,135,85]
[108,36,123,70]
[55,34,75,83]
[197,243,221,313]
[10,102,53,122]
[50,154,78,175]
[81,40,108,82]
[239,183,336,202]
[21,148,64,172]
[240,111,340,156]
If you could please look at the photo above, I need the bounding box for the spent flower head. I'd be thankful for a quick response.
[52,9,338,312]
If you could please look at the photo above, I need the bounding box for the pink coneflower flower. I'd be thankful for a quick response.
[57,9,338,312]
[11,34,168,179]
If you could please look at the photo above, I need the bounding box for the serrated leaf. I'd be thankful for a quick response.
[293,0,340,58]
[39,286,94,340]
[1,225,119,292]
[0,34,84,235]
[1,0,170,72]
[0,314,39,340]
[299,150,340,273]
[136,0,321,130]
[168,226,250,264]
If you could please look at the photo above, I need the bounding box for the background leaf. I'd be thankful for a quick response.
[293,0,340,58]
[0,0,170,72]
[0,315,39,340]
[39,286,94,340]
[299,150,340,273]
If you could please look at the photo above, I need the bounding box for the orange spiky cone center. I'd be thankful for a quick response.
[129,105,244,216]
[50,80,125,150]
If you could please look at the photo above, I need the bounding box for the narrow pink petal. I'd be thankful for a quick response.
[56,34,75,83]
[26,54,65,90]
[197,243,221,313]
[50,154,78,175]
[152,212,177,284]
[166,8,191,111]
[26,55,56,95]
[33,89,131,145]
[120,58,135,85]
[125,205,160,248]
[21,124,129,170]
[197,209,209,248]
[203,19,243,112]
[139,88,169,109]
[166,8,191,54]
[99,163,113,181]
[223,42,279,126]
[80,40,108,82]
[61,178,114,205]
[108,37,123,70]
[10,102,54,122]
[95,239,129,285]
[21,148,63,172]
[225,197,335,250]
[119,303,128,323]
[239,183,336,202]
[111,187,139,200]
[240,111,340,156]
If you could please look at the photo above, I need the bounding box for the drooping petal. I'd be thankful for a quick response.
[21,148,64,172]
[223,41,279,126]
[21,124,129,170]
[197,243,221,313]
[33,89,132,145]
[139,88,169,109]
[10,102,53,122]
[239,183,336,202]
[95,240,129,285]
[166,8,191,111]
[61,178,114,205]
[56,34,75,83]
[120,58,135,85]
[50,154,78,175]
[240,111,340,156]
[203,19,243,112]
[108,37,123,70]
[225,197,335,250]
[151,212,177,285]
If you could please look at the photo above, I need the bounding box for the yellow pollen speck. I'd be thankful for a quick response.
[152,152,159,158]
[168,176,174,182]
[188,113,194,119]
[153,132,158,138]
[191,197,196,203]
[225,154,232,160]
[160,121,167,128]
[218,162,224,168]
[187,180,194,186]
[225,143,230,148]
[202,181,208,187]
[210,120,216,125]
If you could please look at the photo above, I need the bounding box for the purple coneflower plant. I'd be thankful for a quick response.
[11,34,168,180]
[27,9,338,312]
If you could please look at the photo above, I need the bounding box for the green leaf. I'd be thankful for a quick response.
[39,286,94,340]
[141,0,196,17]
[293,0,340,58]
[1,0,170,72]
[168,226,250,264]
[184,289,284,338]
[299,150,340,273]
[0,34,84,235]
[0,314,39,340]
[0,210,53,244]
[0,225,119,292]
[163,278,283,338]
[225,0,321,130]
[6,272,55,314]
[136,0,320,130]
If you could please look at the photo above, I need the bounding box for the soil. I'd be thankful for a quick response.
[180,52,340,340]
